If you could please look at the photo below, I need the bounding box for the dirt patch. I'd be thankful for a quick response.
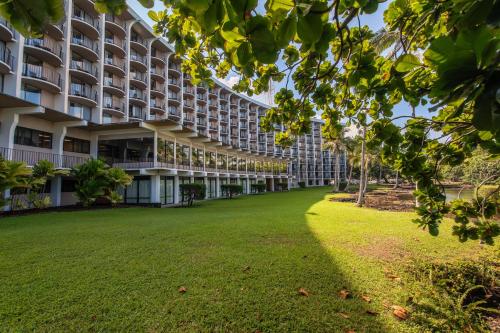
[330,187,416,212]
[348,236,410,262]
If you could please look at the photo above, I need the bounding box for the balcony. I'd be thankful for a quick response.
[104,57,125,76]
[69,60,98,84]
[150,101,165,114]
[129,109,146,121]
[209,123,218,132]
[130,53,147,71]
[70,36,99,61]
[150,68,165,82]
[105,14,126,37]
[150,84,165,98]
[130,72,147,90]
[168,63,181,76]
[72,8,100,39]
[0,43,15,74]
[103,77,125,96]
[197,107,207,115]
[68,83,97,107]
[22,63,62,93]
[168,77,181,91]
[103,97,125,117]
[168,107,181,120]
[183,114,195,126]
[0,147,89,169]
[183,86,195,96]
[129,91,147,106]
[0,19,15,41]
[208,87,218,97]
[151,51,166,65]
[104,36,125,57]
[183,100,195,110]
[168,93,181,105]
[130,35,148,53]
[208,112,218,120]
[24,38,63,67]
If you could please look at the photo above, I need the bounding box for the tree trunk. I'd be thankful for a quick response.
[415,180,420,207]
[363,166,370,194]
[346,164,353,192]
[377,165,382,184]
[357,127,366,207]
[393,171,399,189]
[335,149,341,191]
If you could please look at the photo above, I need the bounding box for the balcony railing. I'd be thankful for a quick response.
[70,60,97,77]
[73,8,99,29]
[69,83,97,101]
[104,57,125,70]
[25,37,63,58]
[0,42,15,69]
[168,108,181,118]
[22,63,62,87]
[0,18,15,37]
[105,37,123,48]
[104,77,124,90]
[0,147,89,169]
[71,36,98,53]
[105,14,125,28]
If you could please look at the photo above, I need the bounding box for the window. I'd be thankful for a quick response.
[63,137,90,154]
[61,179,76,192]
[14,126,52,148]
[124,176,150,204]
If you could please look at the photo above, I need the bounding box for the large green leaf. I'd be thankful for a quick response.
[236,42,252,66]
[297,13,323,44]
[266,0,295,13]
[249,26,278,63]
[181,0,210,13]
[394,54,421,72]
[276,13,297,48]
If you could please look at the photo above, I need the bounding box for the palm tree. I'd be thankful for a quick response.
[323,131,346,192]
[29,160,69,208]
[0,157,31,209]
[357,126,367,207]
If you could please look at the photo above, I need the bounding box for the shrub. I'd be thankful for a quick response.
[298,181,306,188]
[0,157,31,209]
[72,159,131,207]
[338,181,348,191]
[404,259,499,332]
[251,183,266,194]
[276,182,289,191]
[179,183,206,206]
[221,184,243,199]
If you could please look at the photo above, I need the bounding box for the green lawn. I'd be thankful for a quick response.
[0,187,496,332]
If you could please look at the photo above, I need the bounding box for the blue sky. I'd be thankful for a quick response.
[129,0,424,121]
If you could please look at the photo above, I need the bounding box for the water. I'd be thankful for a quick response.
[445,187,474,202]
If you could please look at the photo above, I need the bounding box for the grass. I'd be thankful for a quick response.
[0,187,497,332]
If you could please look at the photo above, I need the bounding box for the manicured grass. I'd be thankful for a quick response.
[0,187,496,332]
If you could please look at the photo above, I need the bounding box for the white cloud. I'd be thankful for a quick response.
[219,76,273,106]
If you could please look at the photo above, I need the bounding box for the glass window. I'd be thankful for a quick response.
[63,137,90,154]
[14,126,52,148]
[21,84,41,104]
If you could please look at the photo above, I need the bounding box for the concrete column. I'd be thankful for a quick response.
[150,174,161,205]
[173,174,180,204]
[0,111,19,152]
[50,175,62,207]
[215,176,220,198]
[52,124,67,168]
[245,176,250,194]
[270,178,275,192]
[204,176,208,199]
[89,133,99,158]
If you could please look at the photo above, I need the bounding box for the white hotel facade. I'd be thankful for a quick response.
[0,0,345,207]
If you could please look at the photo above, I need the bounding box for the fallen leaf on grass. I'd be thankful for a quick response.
[338,312,350,319]
[298,288,309,297]
[243,266,251,272]
[178,286,187,294]
[391,305,408,320]
[361,295,371,303]
[365,310,379,316]
[339,289,351,299]
[346,330,356,333]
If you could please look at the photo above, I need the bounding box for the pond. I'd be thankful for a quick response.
[445,187,474,202]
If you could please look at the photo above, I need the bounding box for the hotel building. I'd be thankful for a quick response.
[0,1,345,208]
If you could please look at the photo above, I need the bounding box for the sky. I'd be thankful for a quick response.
[129,0,426,122]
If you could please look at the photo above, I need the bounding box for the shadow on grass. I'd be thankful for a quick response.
[0,187,390,332]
